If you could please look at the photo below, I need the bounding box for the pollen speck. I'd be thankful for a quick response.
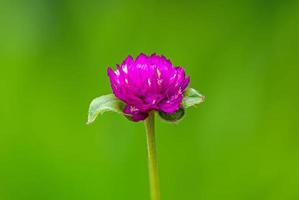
[122,65,128,74]
[156,68,161,78]
[147,78,152,86]
[157,79,163,86]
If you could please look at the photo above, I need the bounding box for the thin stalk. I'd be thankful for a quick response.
[144,112,160,200]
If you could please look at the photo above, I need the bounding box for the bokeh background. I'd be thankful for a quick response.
[1,0,299,199]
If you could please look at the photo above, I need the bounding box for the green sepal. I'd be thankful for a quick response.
[182,88,205,108]
[87,94,125,124]
[158,108,185,123]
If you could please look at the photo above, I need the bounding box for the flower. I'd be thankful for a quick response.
[107,53,190,121]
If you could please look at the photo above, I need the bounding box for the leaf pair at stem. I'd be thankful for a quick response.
[87,88,204,124]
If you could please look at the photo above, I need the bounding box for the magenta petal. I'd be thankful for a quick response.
[159,93,183,113]
[107,67,122,98]
[181,76,190,91]
[135,53,148,63]
[158,100,181,113]
[122,55,133,66]
[123,105,149,121]
[175,67,186,86]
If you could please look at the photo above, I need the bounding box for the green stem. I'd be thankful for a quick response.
[144,112,160,200]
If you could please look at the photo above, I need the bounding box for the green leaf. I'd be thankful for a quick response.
[182,88,205,108]
[158,108,185,123]
[87,94,125,124]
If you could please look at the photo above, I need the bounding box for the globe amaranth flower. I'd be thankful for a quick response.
[107,53,190,121]
[87,53,204,200]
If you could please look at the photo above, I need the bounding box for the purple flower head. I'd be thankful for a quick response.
[107,53,190,122]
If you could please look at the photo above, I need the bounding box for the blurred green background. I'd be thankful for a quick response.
[1,0,299,199]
